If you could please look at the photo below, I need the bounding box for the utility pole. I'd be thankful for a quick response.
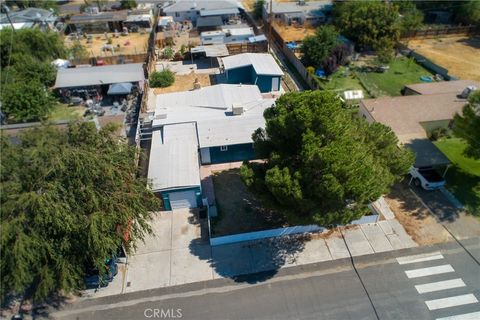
[2,5,15,31]
[268,0,273,52]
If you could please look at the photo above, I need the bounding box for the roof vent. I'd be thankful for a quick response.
[155,112,167,119]
[298,0,306,6]
[232,104,244,115]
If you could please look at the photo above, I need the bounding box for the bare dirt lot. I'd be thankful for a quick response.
[385,183,452,246]
[272,20,316,43]
[65,32,149,57]
[153,72,212,95]
[407,36,480,82]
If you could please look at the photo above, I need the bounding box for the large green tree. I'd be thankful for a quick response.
[301,25,339,69]
[453,90,480,159]
[0,122,160,302]
[394,0,424,34]
[120,0,138,10]
[334,0,400,53]
[0,81,56,122]
[241,91,414,226]
[253,0,265,20]
[0,28,67,122]
[0,29,66,69]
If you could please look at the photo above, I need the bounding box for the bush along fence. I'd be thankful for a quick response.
[396,42,457,80]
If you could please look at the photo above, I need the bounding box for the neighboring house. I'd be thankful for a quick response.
[0,7,57,31]
[147,84,275,209]
[66,9,128,33]
[162,0,242,25]
[54,63,145,98]
[359,80,479,168]
[200,26,255,45]
[263,0,332,26]
[221,53,284,93]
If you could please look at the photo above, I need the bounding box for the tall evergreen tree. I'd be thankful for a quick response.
[1,122,160,301]
[241,91,414,226]
[453,91,480,159]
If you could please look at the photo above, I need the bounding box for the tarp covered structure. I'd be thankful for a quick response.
[107,82,133,95]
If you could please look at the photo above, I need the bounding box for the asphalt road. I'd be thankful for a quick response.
[51,239,480,320]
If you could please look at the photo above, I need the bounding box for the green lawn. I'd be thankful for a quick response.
[48,104,83,122]
[316,66,364,92]
[356,57,433,97]
[434,138,480,214]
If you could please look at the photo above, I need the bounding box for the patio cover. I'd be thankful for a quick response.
[107,82,133,95]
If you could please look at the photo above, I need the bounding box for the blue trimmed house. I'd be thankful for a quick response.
[222,53,284,93]
[147,84,276,210]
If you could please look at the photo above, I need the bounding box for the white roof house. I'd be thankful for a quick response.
[147,84,275,196]
[148,123,200,192]
[222,53,284,76]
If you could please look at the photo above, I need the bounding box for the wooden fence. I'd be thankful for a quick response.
[401,25,478,40]
[71,52,148,66]
[226,42,268,54]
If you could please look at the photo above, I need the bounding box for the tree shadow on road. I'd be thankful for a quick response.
[189,233,310,284]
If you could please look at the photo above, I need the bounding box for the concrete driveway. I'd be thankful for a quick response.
[125,209,214,293]
[411,185,480,240]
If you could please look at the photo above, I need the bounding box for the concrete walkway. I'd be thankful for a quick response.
[83,217,417,299]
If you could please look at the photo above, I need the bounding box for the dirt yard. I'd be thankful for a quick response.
[407,36,480,82]
[384,183,452,246]
[153,72,212,95]
[211,168,287,236]
[65,32,149,57]
[272,20,316,42]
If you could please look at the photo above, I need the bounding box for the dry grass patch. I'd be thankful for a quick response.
[153,72,212,94]
[385,183,451,245]
[407,36,480,82]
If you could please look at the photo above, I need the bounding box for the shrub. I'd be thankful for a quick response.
[149,70,175,88]
[429,127,449,141]
[163,47,174,59]
[306,66,315,75]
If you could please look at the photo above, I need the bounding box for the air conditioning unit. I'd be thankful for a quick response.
[232,104,244,115]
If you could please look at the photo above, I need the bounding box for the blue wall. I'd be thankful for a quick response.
[226,66,253,85]
[209,143,256,164]
[226,66,281,93]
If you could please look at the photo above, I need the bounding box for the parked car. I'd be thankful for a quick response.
[409,166,445,191]
[84,256,118,288]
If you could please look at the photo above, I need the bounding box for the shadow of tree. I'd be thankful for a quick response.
[386,181,430,220]
[443,166,480,215]
[189,233,309,284]
[457,37,480,50]
[210,169,287,237]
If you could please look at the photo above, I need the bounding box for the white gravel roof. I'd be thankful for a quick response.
[222,53,284,76]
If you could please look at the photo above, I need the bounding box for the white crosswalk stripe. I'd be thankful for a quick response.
[405,264,455,278]
[425,294,478,310]
[436,311,480,320]
[415,278,466,294]
[396,252,444,265]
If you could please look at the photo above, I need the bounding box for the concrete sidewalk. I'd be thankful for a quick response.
[83,216,417,299]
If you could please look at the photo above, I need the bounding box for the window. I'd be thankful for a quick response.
[220,145,228,151]
[175,12,180,17]
[204,37,212,41]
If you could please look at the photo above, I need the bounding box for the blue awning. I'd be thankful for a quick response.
[107,82,133,95]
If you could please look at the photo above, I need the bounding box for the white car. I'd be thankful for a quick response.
[409,166,446,191]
